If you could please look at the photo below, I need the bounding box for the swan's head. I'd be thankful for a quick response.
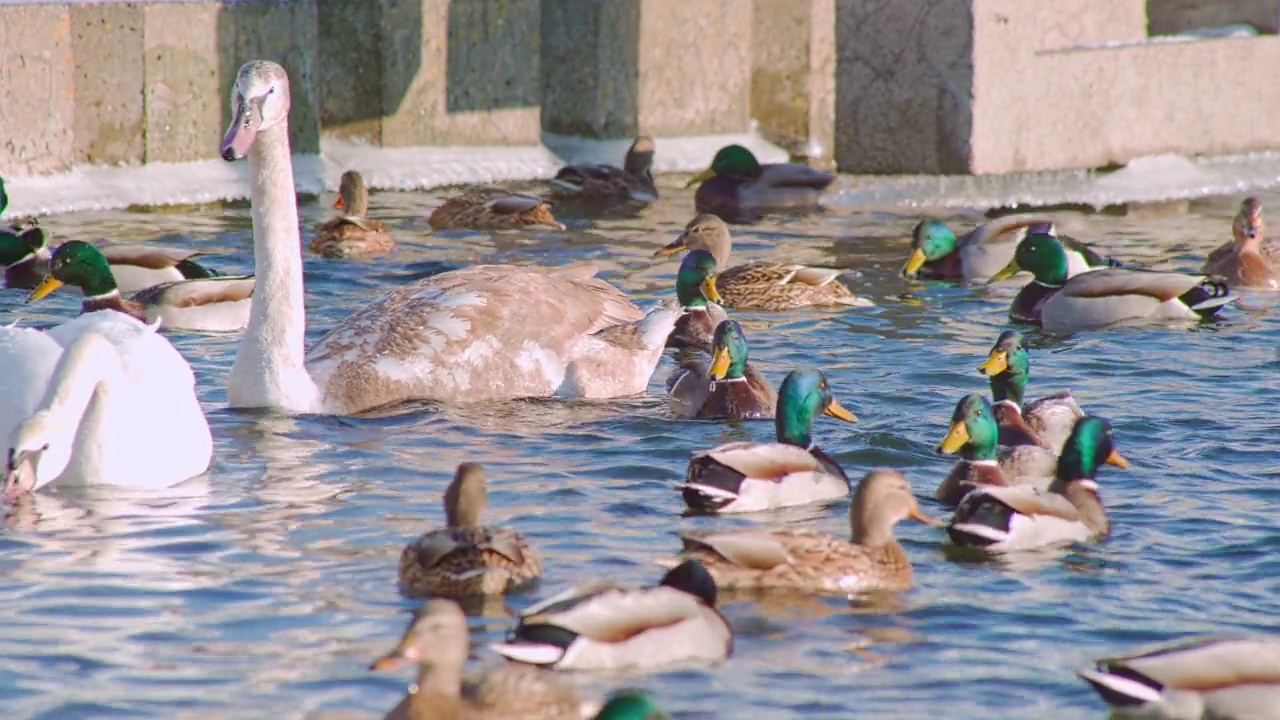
[3,412,67,501]
[221,60,292,162]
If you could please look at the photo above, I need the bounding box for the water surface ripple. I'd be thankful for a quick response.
[1,187,1278,719]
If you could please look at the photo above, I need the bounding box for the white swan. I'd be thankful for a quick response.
[1,311,212,498]
[221,60,675,414]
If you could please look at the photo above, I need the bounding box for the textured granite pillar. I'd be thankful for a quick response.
[0,5,74,176]
[379,0,542,146]
[143,2,223,164]
[542,0,751,139]
[751,0,835,165]
[71,3,145,165]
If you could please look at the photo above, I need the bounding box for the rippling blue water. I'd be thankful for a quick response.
[1,184,1278,719]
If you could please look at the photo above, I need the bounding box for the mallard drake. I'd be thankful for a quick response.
[686,144,833,222]
[0,223,219,293]
[0,224,49,290]
[666,249,729,351]
[29,241,254,334]
[1078,636,1280,718]
[592,691,669,720]
[372,599,585,720]
[946,416,1127,551]
[676,469,940,594]
[903,217,1115,281]
[666,319,776,420]
[551,136,657,203]
[934,394,1066,506]
[398,463,541,599]
[311,170,396,259]
[654,214,872,310]
[978,330,1083,454]
[490,560,732,672]
[429,187,565,231]
[1202,196,1280,289]
[680,367,858,513]
[991,231,1235,332]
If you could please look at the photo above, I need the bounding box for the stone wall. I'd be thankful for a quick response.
[2,0,1279,180]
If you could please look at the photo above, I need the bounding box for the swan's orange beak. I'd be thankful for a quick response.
[333,196,345,211]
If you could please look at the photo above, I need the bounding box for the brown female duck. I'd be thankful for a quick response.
[551,136,657,203]
[655,214,871,310]
[399,463,542,598]
[311,170,396,258]
[1203,196,1280,289]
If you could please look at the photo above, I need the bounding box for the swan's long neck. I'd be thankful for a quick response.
[228,123,321,412]
[12,334,124,487]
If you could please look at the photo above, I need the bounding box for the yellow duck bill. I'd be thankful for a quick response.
[902,248,928,277]
[700,276,722,304]
[27,276,64,303]
[708,345,732,380]
[978,350,1009,376]
[937,420,969,454]
[823,398,859,423]
[684,167,716,188]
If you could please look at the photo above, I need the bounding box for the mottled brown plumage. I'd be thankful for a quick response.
[399,463,542,599]
[312,170,396,259]
[371,599,583,720]
[655,214,871,311]
[429,188,565,231]
[677,469,940,594]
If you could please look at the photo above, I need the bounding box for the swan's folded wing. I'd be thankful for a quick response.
[1062,268,1202,301]
[304,266,645,411]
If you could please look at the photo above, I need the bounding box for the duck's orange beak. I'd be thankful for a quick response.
[1105,450,1130,470]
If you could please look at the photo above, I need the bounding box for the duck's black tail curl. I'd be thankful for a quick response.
[1180,278,1235,317]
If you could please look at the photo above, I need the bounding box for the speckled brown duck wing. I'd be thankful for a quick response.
[551,162,640,201]
[465,664,583,720]
[680,529,913,593]
[429,188,564,231]
[718,262,857,310]
[399,526,542,598]
[311,216,396,259]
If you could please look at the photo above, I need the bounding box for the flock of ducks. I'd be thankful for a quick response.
[3,59,1280,719]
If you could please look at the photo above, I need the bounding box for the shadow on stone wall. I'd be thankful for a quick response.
[541,0,640,138]
[445,0,541,114]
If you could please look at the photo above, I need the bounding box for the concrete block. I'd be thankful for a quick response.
[71,3,145,166]
[750,0,835,164]
[1148,0,1279,36]
[0,5,75,176]
[835,0,975,174]
[381,0,542,146]
[969,0,1280,174]
[316,0,383,144]
[143,2,222,164]
[215,0,322,154]
[542,0,750,139]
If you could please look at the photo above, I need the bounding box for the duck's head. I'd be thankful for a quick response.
[708,320,749,381]
[990,231,1069,285]
[1233,197,1264,247]
[29,240,118,302]
[593,690,670,720]
[850,469,942,546]
[0,225,46,266]
[685,144,761,188]
[370,599,468,673]
[978,330,1029,405]
[675,249,722,308]
[334,170,369,216]
[903,220,957,277]
[442,462,488,528]
[937,394,999,461]
[659,559,717,608]
[775,368,857,448]
[654,213,731,266]
[1058,417,1129,485]
[221,60,292,162]
[624,136,656,180]
[3,411,72,502]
